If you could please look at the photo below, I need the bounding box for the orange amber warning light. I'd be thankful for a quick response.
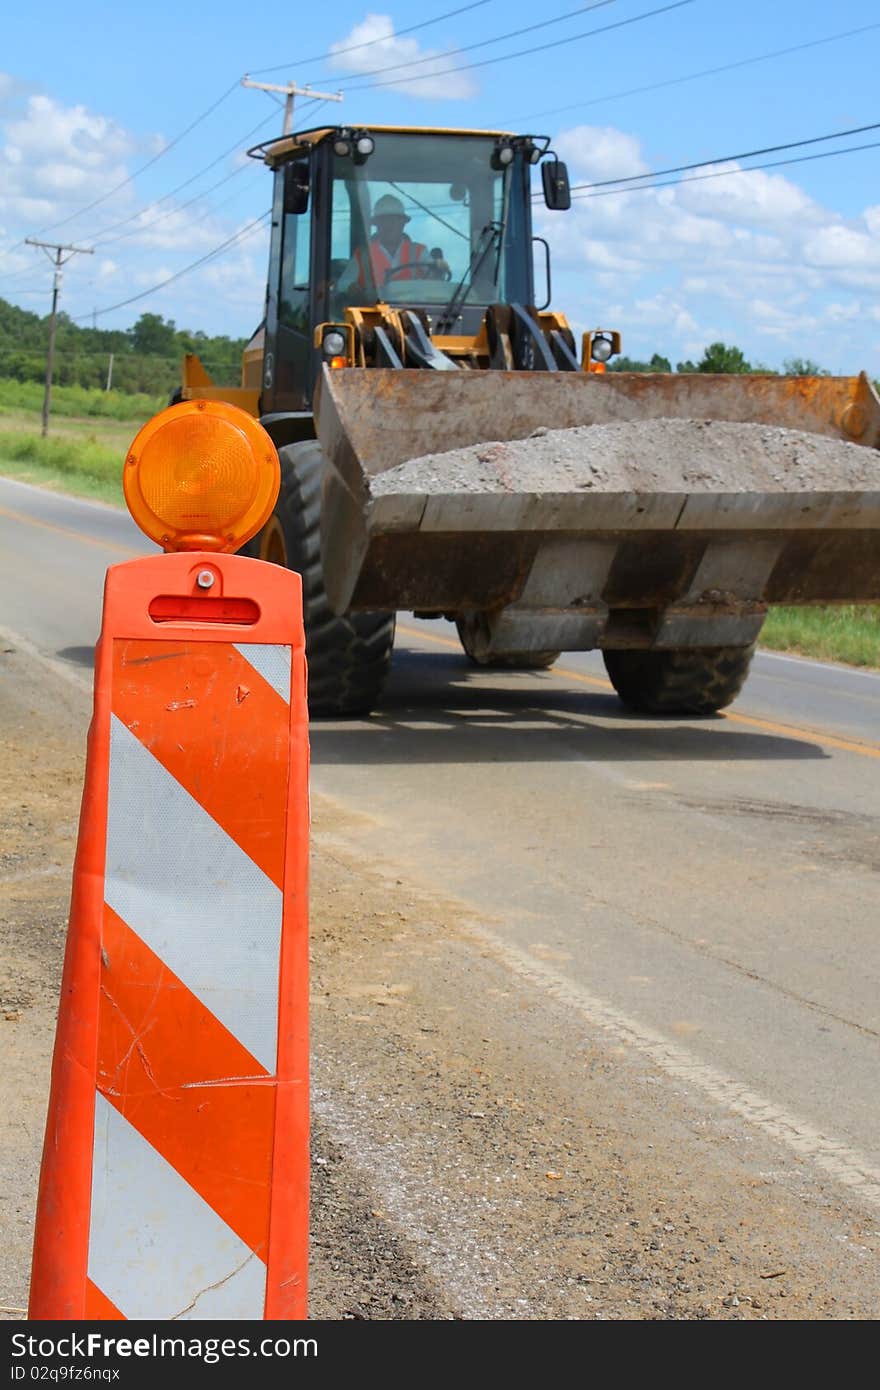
[124,399,280,552]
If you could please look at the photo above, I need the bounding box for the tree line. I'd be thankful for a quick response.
[609,343,829,375]
[0,294,843,392]
[0,299,249,395]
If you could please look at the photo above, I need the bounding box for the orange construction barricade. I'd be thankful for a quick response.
[29,403,310,1320]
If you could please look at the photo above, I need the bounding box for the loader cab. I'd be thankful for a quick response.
[258,126,545,414]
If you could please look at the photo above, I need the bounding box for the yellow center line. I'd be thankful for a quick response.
[719,709,880,760]
[543,663,611,692]
[0,504,142,558]
[396,623,880,760]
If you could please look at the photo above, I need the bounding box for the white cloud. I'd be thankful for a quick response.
[633,293,697,336]
[863,205,880,237]
[0,92,136,225]
[111,202,236,254]
[826,300,861,323]
[555,125,647,182]
[676,163,820,226]
[329,14,477,100]
[0,83,267,336]
[802,223,880,271]
[539,120,880,370]
[746,299,819,339]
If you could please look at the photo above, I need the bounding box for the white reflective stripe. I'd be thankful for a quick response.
[105,716,281,1072]
[234,643,291,704]
[89,1094,267,1320]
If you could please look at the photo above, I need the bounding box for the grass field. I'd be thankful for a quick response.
[0,387,162,505]
[761,605,879,668]
[0,378,167,421]
[0,419,128,504]
[0,395,877,670]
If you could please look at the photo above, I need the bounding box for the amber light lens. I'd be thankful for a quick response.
[124,401,280,552]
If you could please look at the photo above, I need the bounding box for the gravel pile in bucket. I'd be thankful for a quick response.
[369,418,878,495]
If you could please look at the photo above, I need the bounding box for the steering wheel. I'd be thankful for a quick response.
[383,260,451,284]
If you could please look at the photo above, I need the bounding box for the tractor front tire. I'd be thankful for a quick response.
[602,645,756,715]
[246,440,395,716]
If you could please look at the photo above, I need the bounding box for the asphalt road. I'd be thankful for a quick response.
[2,474,879,1226]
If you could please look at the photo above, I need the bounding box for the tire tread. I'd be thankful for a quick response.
[602,645,756,715]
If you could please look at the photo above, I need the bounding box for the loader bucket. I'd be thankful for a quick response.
[315,368,880,653]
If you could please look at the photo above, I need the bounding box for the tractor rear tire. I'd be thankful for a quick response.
[455,613,559,670]
[602,645,756,715]
[245,440,395,716]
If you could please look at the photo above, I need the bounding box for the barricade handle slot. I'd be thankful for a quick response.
[148,595,260,625]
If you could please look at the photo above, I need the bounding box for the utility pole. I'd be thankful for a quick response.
[26,238,94,437]
[240,76,343,135]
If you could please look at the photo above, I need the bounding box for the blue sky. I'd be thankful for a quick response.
[1,0,879,372]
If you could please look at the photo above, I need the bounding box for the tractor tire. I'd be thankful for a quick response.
[602,645,756,716]
[244,440,395,716]
[455,613,559,670]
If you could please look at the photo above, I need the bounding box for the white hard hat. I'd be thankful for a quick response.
[371,194,409,222]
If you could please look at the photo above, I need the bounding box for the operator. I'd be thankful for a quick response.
[336,193,447,295]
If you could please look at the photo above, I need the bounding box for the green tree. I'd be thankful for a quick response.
[609,352,671,373]
[782,357,828,376]
[677,342,752,374]
[131,313,178,357]
[0,296,250,392]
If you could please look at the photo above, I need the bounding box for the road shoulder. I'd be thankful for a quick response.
[1,641,878,1319]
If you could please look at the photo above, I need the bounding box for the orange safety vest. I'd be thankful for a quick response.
[354,235,427,289]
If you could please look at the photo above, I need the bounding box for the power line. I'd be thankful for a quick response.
[569,137,880,199]
[250,0,495,75]
[76,212,271,322]
[0,263,46,287]
[301,98,333,123]
[566,119,880,192]
[314,0,616,86]
[74,108,280,246]
[338,0,695,92]
[20,82,242,243]
[508,20,880,126]
[90,164,260,250]
[85,93,328,250]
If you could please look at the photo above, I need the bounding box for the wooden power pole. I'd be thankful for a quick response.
[25,238,94,437]
[240,76,343,135]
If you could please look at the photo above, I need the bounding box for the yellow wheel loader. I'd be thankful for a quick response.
[180,125,880,716]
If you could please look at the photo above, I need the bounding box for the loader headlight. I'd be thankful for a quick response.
[355,133,375,157]
[322,330,347,357]
[123,400,280,553]
[590,332,614,363]
[333,137,351,157]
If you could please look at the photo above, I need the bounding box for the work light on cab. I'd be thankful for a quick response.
[123,399,280,553]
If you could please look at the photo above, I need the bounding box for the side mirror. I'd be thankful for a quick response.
[542,158,571,212]
[283,161,310,216]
